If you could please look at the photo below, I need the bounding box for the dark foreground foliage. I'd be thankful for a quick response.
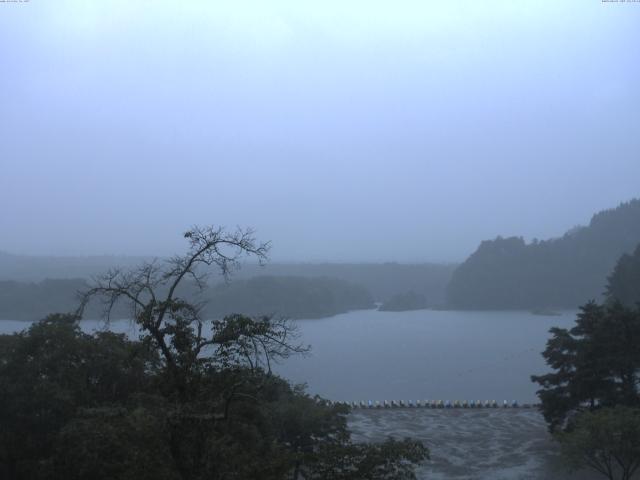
[0,226,427,480]
[531,301,640,432]
[556,406,640,480]
[533,250,640,480]
[0,315,427,480]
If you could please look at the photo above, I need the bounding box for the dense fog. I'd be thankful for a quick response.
[2,1,639,262]
[2,3,640,480]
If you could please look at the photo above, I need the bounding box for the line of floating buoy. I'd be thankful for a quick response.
[331,399,537,409]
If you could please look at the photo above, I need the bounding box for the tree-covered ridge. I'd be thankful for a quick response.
[233,263,456,306]
[379,291,428,312]
[0,275,374,321]
[0,278,89,321]
[447,199,640,309]
[606,243,640,308]
[204,276,374,320]
[0,253,456,307]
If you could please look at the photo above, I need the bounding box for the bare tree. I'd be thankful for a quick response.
[77,225,307,399]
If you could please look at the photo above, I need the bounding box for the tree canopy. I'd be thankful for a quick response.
[531,301,640,432]
[532,248,640,479]
[556,406,640,480]
[606,243,640,308]
[0,226,428,480]
[447,199,640,309]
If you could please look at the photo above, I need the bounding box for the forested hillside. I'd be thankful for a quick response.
[0,253,455,306]
[0,276,374,321]
[606,243,640,307]
[0,252,149,282]
[0,279,91,321]
[379,291,428,312]
[447,199,640,309]
[203,276,374,319]
[235,263,456,305]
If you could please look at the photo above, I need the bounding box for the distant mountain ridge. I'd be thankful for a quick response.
[446,198,640,309]
[0,251,152,282]
[0,251,456,305]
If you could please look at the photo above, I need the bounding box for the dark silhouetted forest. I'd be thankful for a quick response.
[234,263,456,305]
[606,243,640,308]
[0,254,456,306]
[0,276,374,321]
[379,291,428,312]
[447,199,640,309]
[0,279,90,321]
[531,249,640,478]
[203,276,374,319]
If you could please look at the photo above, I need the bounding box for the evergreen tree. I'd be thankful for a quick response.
[606,243,640,307]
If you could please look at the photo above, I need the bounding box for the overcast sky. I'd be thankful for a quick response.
[1,1,639,262]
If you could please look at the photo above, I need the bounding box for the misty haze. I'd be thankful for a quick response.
[1,2,639,480]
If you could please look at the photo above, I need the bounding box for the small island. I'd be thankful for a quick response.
[378,291,428,312]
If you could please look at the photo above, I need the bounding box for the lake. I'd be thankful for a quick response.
[0,308,576,404]
[277,309,575,403]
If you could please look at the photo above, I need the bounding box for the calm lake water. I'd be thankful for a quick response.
[0,309,577,403]
[277,309,577,403]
